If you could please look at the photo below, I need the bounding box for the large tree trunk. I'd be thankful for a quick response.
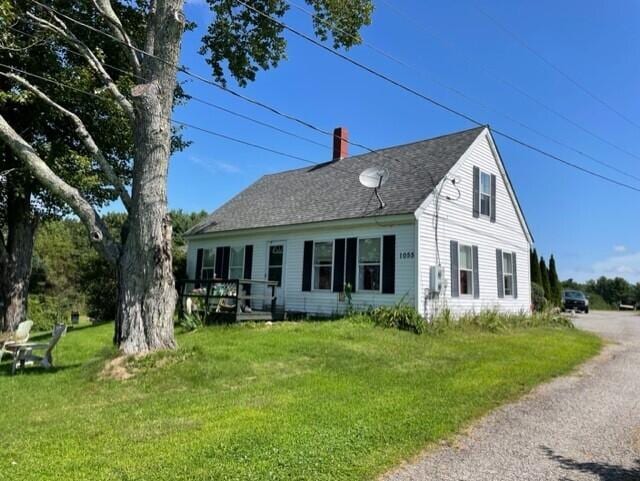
[1,186,37,332]
[115,0,185,354]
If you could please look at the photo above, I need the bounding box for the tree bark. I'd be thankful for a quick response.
[1,186,37,332]
[115,0,185,354]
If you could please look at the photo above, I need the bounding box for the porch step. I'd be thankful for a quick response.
[237,311,273,321]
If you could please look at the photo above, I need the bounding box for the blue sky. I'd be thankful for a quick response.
[165,0,640,282]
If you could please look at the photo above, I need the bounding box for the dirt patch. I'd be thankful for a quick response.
[99,355,137,381]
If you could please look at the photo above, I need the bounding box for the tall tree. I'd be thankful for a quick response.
[539,256,551,302]
[548,254,562,306]
[0,1,373,354]
[530,248,541,285]
[0,1,136,331]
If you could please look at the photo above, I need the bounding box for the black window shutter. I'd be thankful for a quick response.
[215,247,224,279]
[302,240,313,291]
[222,246,230,279]
[450,240,459,297]
[382,235,396,294]
[195,248,203,288]
[496,248,504,298]
[472,166,480,218]
[345,237,357,292]
[472,245,480,299]
[490,174,497,223]
[243,245,253,279]
[333,239,345,293]
[512,251,518,299]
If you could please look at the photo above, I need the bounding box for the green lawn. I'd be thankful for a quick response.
[0,320,600,481]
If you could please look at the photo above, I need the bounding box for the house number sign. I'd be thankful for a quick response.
[399,251,415,259]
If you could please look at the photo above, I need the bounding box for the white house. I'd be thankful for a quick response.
[184,126,533,319]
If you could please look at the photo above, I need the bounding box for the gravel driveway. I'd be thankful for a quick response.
[383,311,640,481]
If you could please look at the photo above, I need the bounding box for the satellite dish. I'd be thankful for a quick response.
[359,167,389,188]
[359,167,389,209]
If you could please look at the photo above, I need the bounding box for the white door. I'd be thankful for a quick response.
[266,241,286,309]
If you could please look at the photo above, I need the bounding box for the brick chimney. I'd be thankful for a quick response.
[332,127,349,160]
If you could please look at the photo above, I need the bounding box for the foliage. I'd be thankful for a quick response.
[426,308,573,333]
[531,281,546,312]
[548,255,562,307]
[539,257,551,301]
[363,303,426,334]
[562,276,640,309]
[0,320,600,481]
[178,312,204,332]
[530,248,542,285]
[27,294,75,331]
[29,211,207,322]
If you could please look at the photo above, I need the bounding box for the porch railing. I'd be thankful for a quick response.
[176,278,279,323]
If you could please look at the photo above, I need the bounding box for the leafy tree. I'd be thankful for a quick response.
[0,0,373,354]
[530,248,541,285]
[548,254,562,307]
[539,257,551,301]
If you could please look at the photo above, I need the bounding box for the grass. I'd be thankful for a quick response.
[0,320,600,481]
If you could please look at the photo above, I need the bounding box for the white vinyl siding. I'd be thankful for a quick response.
[187,221,415,316]
[416,130,531,315]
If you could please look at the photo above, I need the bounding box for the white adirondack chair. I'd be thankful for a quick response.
[11,324,67,375]
[0,320,34,363]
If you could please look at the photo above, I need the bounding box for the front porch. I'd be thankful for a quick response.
[176,278,279,323]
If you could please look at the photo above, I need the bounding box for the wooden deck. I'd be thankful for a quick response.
[176,278,279,323]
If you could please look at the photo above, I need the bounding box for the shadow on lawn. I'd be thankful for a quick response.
[0,362,82,377]
[541,446,640,481]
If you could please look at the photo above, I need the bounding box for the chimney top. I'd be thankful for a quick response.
[332,127,349,161]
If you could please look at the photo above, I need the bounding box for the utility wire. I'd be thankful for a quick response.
[472,1,640,132]
[379,0,640,163]
[6,24,331,151]
[24,0,640,193]
[235,0,640,194]
[287,0,640,182]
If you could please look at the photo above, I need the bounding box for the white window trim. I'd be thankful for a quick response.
[228,245,246,280]
[458,243,474,297]
[356,236,383,293]
[502,251,514,297]
[479,170,492,219]
[201,248,216,280]
[312,240,334,291]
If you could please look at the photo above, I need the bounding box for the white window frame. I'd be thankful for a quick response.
[357,236,382,293]
[201,248,216,280]
[228,246,245,280]
[502,251,514,297]
[479,170,492,218]
[458,243,474,297]
[312,240,334,291]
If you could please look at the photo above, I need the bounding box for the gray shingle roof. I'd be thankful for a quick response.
[186,126,485,236]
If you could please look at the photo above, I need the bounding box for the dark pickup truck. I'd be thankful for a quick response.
[562,290,589,313]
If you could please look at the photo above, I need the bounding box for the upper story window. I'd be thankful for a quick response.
[201,249,216,280]
[358,237,381,291]
[459,244,474,296]
[502,251,514,296]
[229,246,245,279]
[479,170,491,217]
[313,241,333,290]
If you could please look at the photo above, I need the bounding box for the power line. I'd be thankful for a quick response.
[235,0,640,194]
[378,0,640,163]
[5,25,331,152]
[287,0,640,183]
[472,2,640,132]
[23,0,640,193]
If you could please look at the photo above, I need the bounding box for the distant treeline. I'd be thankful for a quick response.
[561,277,640,310]
[28,210,207,328]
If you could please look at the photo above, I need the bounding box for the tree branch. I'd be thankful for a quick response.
[1,71,132,211]
[26,10,135,123]
[91,0,142,76]
[0,114,121,265]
